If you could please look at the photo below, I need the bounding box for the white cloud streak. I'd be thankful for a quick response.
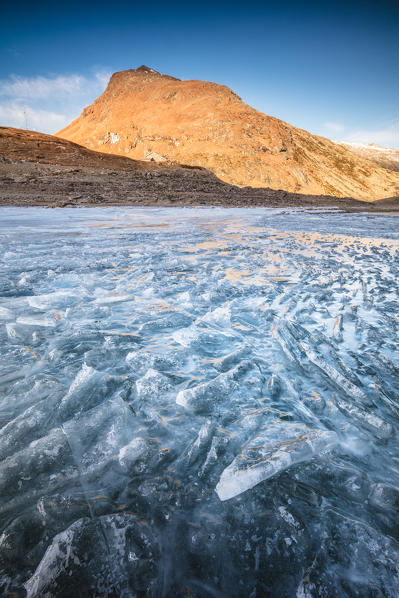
[343,122,399,148]
[0,71,110,100]
[323,121,345,132]
[0,102,69,133]
[0,70,110,133]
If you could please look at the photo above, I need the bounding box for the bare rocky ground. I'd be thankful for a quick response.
[0,127,398,211]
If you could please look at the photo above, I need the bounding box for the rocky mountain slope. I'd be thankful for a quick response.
[57,66,399,201]
[3,126,378,209]
[0,126,240,206]
[0,125,162,171]
[338,142,399,173]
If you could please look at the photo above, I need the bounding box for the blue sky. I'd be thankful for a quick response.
[1,0,398,148]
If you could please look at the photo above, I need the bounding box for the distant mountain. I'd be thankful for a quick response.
[57,66,399,201]
[337,142,399,173]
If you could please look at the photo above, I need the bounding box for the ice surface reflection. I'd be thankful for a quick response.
[0,207,399,597]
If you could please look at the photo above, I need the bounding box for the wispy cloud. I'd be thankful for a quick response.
[343,121,399,148]
[323,121,345,133]
[0,103,68,132]
[0,71,110,100]
[0,70,110,133]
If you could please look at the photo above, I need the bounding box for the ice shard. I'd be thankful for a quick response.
[216,421,338,501]
[176,360,254,412]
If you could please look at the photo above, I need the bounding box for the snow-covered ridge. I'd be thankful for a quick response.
[339,140,399,154]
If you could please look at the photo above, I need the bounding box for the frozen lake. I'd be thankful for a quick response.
[1,206,399,597]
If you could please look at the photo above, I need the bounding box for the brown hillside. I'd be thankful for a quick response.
[57,66,399,201]
[0,126,155,171]
[1,126,382,210]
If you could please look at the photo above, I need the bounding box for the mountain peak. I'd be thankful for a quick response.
[107,67,180,88]
[136,65,159,74]
[57,70,399,201]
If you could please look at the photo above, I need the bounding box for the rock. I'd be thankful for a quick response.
[57,66,399,201]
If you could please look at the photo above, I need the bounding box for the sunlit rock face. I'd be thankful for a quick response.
[1,206,399,597]
[57,66,399,200]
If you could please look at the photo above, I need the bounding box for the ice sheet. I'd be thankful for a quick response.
[1,206,399,597]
